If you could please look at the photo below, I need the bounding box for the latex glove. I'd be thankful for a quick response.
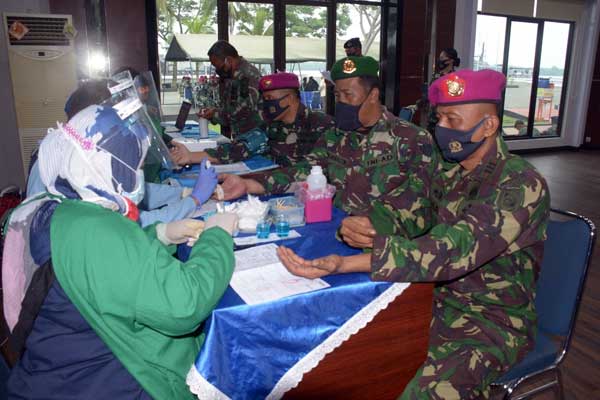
[192,159,218,205]
[204,212,239,236]
[156,219,205,246]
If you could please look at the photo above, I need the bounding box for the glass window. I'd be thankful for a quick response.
[229,2,274,75]
[336,4,381,62]
[473,15,506,72]
[503,21,538,137]
[157,0,218,112]
[534,21,570,137]
[285,5,327,110]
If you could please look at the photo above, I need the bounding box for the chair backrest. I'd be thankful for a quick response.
[310,91,322,110]
[535,210,595,340]
[399,107,414,122]
[299,91,312,108]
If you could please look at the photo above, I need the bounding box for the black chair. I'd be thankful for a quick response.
[492,209,596,399]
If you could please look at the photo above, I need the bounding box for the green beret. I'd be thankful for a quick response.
[331,56,379,81]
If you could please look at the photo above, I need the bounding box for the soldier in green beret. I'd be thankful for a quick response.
[219,56,441,241]
[277,69,551,399]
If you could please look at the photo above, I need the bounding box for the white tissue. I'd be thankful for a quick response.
[224,195,269,232]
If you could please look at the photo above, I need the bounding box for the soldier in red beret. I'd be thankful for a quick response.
[278,69,551,399]
[171,72,334,168]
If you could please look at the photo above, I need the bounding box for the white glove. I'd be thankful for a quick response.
[156,219,205,246]
[204,213,239,236]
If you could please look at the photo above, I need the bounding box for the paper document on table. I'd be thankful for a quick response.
[214,162,249,174]
[213,156,279,175]
[234,230,301,246]
[231,243,330,305]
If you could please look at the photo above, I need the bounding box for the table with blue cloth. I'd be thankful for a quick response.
[180,206,434,400]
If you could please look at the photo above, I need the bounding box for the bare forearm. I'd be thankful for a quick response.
[338,253,372,273]
[245,179,266,195]
[190,151,218,164]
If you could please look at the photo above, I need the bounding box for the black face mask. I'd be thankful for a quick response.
[216,59,232,78]
[335,102,362,131]
[436,59,450,71]
[263,94,290,121]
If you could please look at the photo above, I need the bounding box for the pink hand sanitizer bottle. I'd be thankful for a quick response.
[304,166,333,223]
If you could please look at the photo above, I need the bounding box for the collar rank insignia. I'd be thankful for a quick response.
[449,140,463,153]
[343,59,357,74]
[445,75,465,97]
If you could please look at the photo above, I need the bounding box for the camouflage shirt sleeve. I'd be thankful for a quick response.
[370,170,550,282]
[368,127,441,239]
[251,128,334,194]
[206,141,250,163]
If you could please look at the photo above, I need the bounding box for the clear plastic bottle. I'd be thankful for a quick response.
[306,165,327,192]
[303,165,333,223]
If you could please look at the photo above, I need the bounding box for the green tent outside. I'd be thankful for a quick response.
[164,33,380,63]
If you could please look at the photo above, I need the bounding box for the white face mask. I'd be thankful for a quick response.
[122,169,145,205]
[95,142,147,205]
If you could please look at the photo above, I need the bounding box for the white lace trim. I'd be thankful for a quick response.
[186,282,410,400]
[266,282,410,399]
[187,365,231,400]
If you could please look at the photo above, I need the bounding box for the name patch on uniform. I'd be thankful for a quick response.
[364,153,396,168]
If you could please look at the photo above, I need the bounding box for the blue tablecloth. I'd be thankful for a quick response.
[183,207,411,399]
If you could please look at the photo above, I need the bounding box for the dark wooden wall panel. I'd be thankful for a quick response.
[435,0,456,59]
[397,0,430,108]
[104,0,149,74]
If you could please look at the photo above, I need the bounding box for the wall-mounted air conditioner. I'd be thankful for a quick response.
[3,12,78,174]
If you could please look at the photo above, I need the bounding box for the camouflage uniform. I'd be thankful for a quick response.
[369,136,550,399]
[252,111,441,238]
[207,104,334,166]
[211,57,265,139]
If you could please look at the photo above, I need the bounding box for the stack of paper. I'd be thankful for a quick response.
[230,243,329,305]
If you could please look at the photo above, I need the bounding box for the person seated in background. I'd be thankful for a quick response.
[344,37,363,57]
[218,56,441,240]
[427,48,461,132]
[26,79,218,228]
[277,69,550,400]
[3,103,238,399]
[170,72,334,167]
[198,40,266,144]
[514,119,541,137]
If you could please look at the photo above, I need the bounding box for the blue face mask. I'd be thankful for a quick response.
[263,94,290,121]
[434,117,488,162]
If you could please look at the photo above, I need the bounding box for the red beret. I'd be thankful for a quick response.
[428,69,506,107]
[259,72,299,91]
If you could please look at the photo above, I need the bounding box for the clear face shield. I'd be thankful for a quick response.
[134,71,163,123]
[110,70,177,172]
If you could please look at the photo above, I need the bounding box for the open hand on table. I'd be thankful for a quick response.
[339,216,376,248]
[277,246,343,279]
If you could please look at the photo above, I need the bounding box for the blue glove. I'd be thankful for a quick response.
[191,159,218,205]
